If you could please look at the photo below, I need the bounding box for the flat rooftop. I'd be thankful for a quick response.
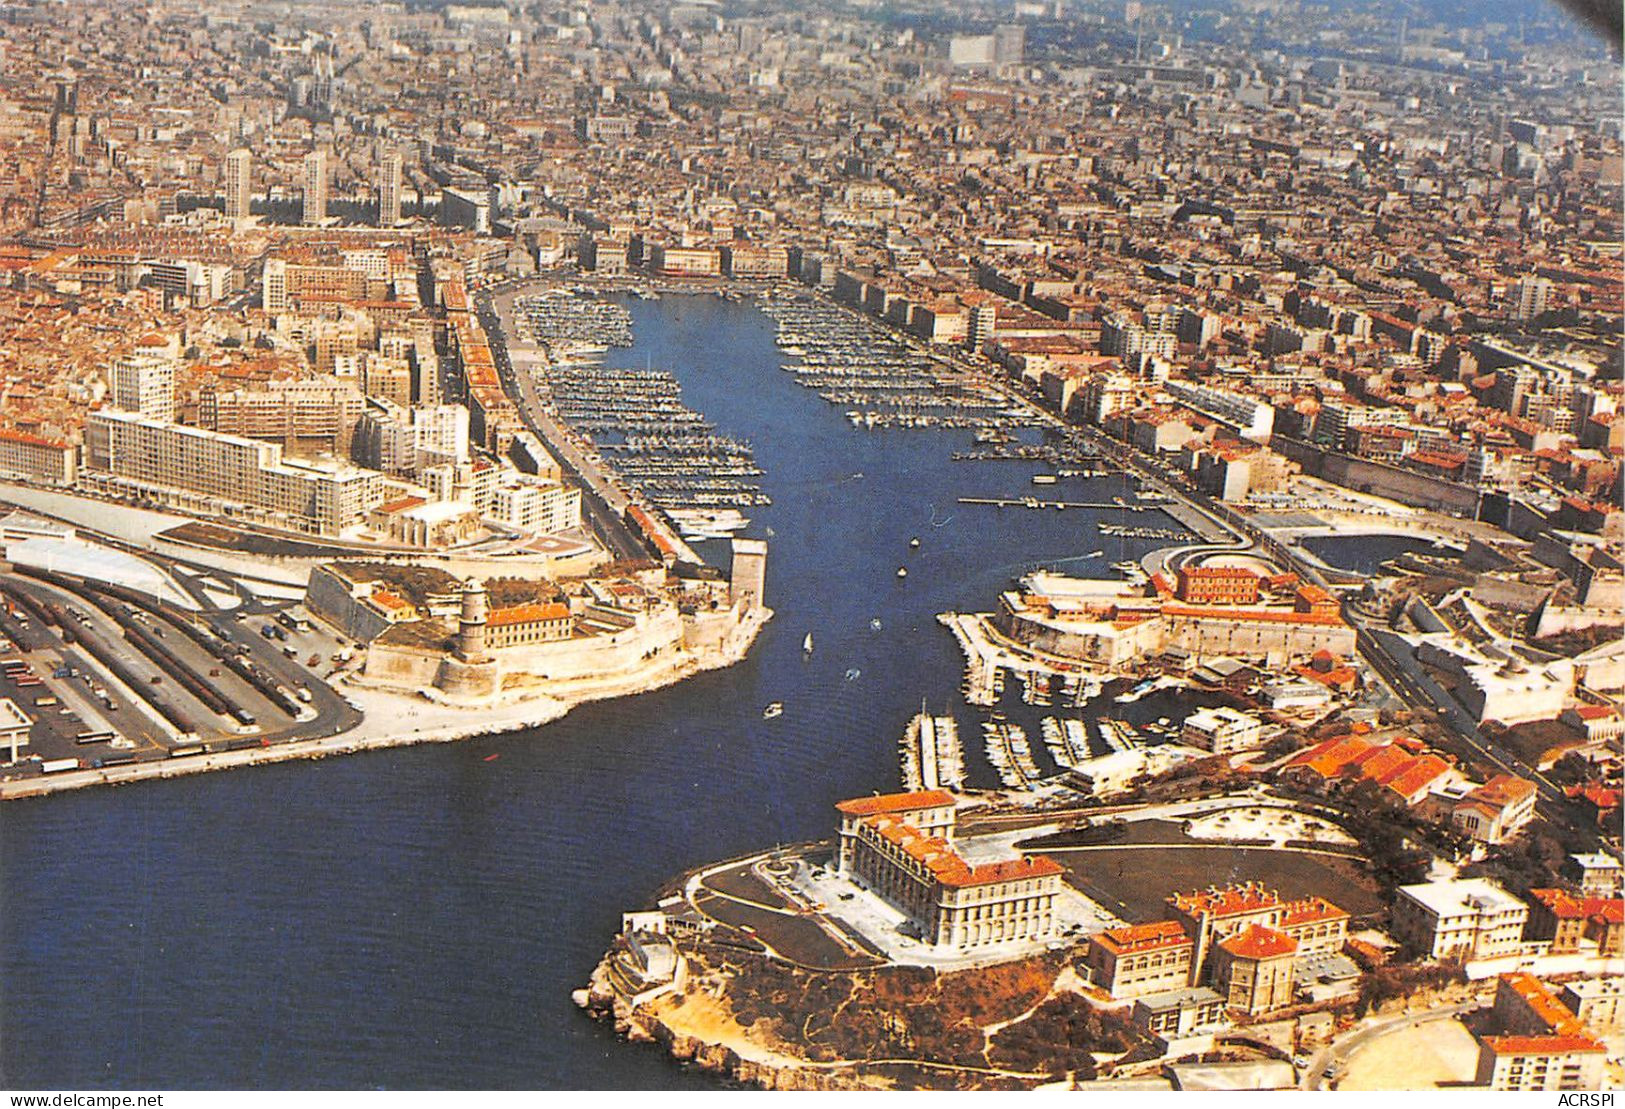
[0,697,31,731]
[1397,878,1525,917]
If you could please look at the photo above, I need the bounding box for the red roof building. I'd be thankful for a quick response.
[1086,922,1195,1000]
[834,792,1064,952]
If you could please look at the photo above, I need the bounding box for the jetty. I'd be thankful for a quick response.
[900,711,966,792]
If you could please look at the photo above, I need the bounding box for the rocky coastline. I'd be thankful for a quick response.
[573,955,882,1091]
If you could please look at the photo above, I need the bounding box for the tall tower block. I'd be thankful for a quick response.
[224,148,253,221]
[302,149,328,226]
[378,149,403,227]
[730,538,767,610]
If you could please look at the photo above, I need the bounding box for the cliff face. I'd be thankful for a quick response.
[575,940,1145,1091]
[574,956,878,1091]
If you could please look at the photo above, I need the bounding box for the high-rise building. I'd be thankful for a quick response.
[110,354,175,423]
[353,402,471,476]
[224,147,253,222]
[53,77,78,114]
[302,149,328,226]
[948,34,995,67]
[260,258,288,312]
[378,149,402,226]
[993,23,1026,67]
[1511,276,1552,322]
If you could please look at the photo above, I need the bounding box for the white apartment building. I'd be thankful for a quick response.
[84,409,385,536]
[0,430,76,485]
[1392,878,1529,962]
[490,478,582,534]
[110,353,175,423]
[378,150,403,227]
[1181,706,1265,754]
[1165,380,1276,441]
[353,403,471,476]
[262,257,288,312]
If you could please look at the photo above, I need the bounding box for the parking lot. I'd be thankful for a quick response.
[0,572,342,777]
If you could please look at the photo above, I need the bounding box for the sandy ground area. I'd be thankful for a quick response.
[1340,1017,1481,1089]
[649,989,810,1069]
[1184,805,1356,846]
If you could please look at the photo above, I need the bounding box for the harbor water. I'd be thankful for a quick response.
[0,293,1178,1089]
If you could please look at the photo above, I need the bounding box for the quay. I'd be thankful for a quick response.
[957,496,1149,511]
[478,285,704,566]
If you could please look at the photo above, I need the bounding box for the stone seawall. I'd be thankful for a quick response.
[1,606,770,801]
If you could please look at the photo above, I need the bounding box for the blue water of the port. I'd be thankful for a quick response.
[0,293,1178,1089]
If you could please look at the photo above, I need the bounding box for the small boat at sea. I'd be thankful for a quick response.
[763,702,784,719]
[909,537,921,549]
[870,618,882,631]
[896,567,908,579]
[803,632,814,654]
[482,753,501,762]
[845,668,861,682]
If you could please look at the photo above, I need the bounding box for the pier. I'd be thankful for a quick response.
[900,712,965,793]
[957,496,1149,511]
[759,295,1045,439]
[490,286,766,553]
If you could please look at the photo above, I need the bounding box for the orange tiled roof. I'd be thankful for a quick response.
[1500,972,1587,1036]
[836,789,955,817]
[0,428,68,449]
[1220,923,1298,960]
[1284,735,1374,779]
[1529,889,1625,925]
[1381,753,1453,799]
[369,589,411,612]
[1093,920,1193,956]
[952,856,1064,888]
[1352,743,1413,782]
[863,814,1061,889]
[1480,1035,1605,1057]
[488,601,570,627]
[1170,883,1280,919]
[1472,775,1537,808]
[1281,896,1349,927]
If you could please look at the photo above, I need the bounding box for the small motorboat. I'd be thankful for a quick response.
[803,632,814,655]
[896,567,908,579]
[763,702,784,720]
[909,537,921,549]
[482,753,501,762]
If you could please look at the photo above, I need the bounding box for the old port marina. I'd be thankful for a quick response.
[758,294,1046,437]
[515,291,768,538]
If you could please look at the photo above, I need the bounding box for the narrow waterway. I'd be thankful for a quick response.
[0,293,1176,1089]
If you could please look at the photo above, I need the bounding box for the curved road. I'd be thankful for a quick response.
[1300,1000,1478,1090]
